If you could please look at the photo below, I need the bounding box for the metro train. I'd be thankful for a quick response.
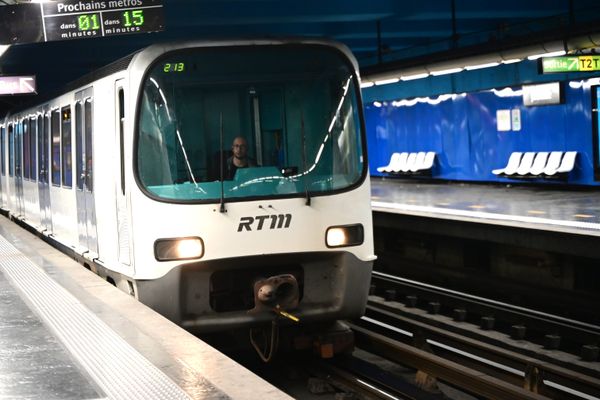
[0,39,375,355]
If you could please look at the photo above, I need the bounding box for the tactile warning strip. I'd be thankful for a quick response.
[0,236,192,400]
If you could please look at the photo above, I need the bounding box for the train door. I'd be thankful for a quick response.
[14,121,24,217]
[0,125,4,207]
[7,123,15,211]
[38,111,52,232]
[594,85,600,181]
[115,80,131,267]
[75,88,98,255]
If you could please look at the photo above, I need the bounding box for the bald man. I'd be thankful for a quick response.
[225,136,256,179]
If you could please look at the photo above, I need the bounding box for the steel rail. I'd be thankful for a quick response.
[349,322,554,400]
[371,271,600,349]
[308,360,418,400]
[361,303,600,399]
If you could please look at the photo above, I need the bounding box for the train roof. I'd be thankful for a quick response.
[2,38,358,119]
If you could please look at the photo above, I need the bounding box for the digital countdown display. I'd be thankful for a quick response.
[0,0,164,45]
[541,56,600,74]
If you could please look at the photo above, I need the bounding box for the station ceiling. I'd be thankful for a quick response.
[1,0,600,115]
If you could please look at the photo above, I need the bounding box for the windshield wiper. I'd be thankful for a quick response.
[219,112,227,213]
[174,122,199,188]
[300,109,311,206]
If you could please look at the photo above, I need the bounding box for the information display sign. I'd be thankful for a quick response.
[0,0,164,45]
[523,82,562,106]
[541,56,600,73]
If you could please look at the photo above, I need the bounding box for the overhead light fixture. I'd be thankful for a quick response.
[527,50,566,60]
[465,62,500,71]
[374,77,400,86]
[360,81,374,88]
[501,58,522,64]
[429,67,463,76]
[401,73,429,81]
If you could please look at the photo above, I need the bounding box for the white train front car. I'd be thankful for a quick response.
[130,41,375,332]
[0,40,375,344]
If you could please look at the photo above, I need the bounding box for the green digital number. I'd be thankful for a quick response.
[123,9,145,27]
[78,14,100,31]
[163,63,185,73]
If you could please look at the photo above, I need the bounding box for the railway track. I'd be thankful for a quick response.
[355,271,600,399]
[370,271,600,364]
[213,271,600,399]
[307,358,437,400]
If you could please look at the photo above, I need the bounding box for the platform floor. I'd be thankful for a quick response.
[0,217,291,400]
[371,178,600,237]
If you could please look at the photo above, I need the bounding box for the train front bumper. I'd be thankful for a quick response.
[136,251,373,332]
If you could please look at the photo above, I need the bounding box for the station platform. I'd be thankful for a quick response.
[0,217,291,400]
[371,178,600,237]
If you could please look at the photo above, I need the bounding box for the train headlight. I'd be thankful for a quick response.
[326,224,364,248]
[154,237,204,261]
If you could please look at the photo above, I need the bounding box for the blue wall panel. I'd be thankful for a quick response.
[367,80,599,185]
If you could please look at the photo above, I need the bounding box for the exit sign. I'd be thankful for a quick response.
[0,75,36,95]
[541,56,600,73]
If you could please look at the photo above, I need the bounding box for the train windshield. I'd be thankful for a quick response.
[136,44,365,202]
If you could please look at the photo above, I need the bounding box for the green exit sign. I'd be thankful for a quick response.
[542,56,600,73]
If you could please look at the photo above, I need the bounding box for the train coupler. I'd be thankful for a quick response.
[251,273,300,312]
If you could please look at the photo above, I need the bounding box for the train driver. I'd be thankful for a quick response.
[225,136,257,180]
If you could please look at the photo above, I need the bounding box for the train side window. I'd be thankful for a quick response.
[23,120,30,179]
[118,88,125,195]
[0,126,4,176]
[37,116,44,181]
[75,102,83,190]
[51,110,60,186]
[29,118,37,181]
[85,99,93,192]
[61,106,72,188]
[16,122,22,178]
[8,125,13,177]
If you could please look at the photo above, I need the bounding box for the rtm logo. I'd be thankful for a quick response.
[237,214,292,232]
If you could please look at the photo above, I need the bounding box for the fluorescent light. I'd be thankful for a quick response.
[373,101,382,107]
[0,45,10,59]
[527,50,566,60]
[401,73,429,81]
[465,62,500,71]
[374,78,399,86]
[360,81,374,88]
[502,58,522,64]
[430,67,463,76]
